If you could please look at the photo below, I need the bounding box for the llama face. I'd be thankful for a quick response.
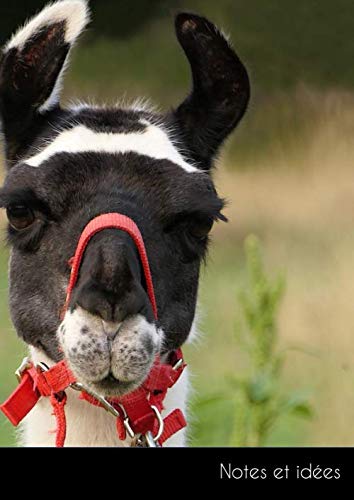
[0,1,250,396]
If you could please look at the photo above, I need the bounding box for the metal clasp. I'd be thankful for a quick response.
[70,382,135,439]
[131,405,164,447]
[141,431,160,447]
[70,381,164,446]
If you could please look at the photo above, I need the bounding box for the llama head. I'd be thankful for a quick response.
[0,1,250,396]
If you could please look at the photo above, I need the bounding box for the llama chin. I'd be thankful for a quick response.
[0,0,249,446]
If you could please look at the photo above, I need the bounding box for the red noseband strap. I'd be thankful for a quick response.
[64,213,158,320]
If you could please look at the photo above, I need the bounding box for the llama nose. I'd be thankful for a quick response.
[76,278,147,324]
[74,231,151,324]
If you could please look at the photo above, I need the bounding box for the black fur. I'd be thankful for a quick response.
[0,21,70,165]
[172,13,250,170]
[0,6,250,366]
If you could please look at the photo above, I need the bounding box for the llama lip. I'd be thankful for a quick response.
[102,320,122,340]
[106,372,118,383]
[91,374,142,397]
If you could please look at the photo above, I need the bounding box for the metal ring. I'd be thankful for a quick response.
[117,403,136,439]
[36,362,50,372]
[150,405,164,442]
[173,358,184,370]
[123,418,136,439]
[70,382,121,419]
[117,403,128,419]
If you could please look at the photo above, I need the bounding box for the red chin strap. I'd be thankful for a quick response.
[0,213,186,447]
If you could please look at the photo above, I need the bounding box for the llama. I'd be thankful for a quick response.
[0,0,249,446]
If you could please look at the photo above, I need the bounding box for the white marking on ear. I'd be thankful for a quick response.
[26,123,199,173]
[5,0,90,52]
[38,58,68,114]
[5,0,89,114]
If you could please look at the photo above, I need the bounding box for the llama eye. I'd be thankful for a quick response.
[188,217,214,240]
[6,204,35,230]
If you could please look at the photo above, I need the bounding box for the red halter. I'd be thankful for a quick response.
[0,213,186,447]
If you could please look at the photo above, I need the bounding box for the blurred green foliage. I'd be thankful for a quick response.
[229,236,312,446]
[192,236,313,447]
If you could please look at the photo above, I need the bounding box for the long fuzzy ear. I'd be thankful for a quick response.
[0,0,90,164]
[173,13,250,170]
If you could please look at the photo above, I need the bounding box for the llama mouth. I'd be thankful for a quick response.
[89,373,143,397]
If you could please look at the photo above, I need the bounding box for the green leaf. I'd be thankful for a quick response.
[290,402,313,419]
[246,375,275,404]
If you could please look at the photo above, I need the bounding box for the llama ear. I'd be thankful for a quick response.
[0,0,90,164]
[173,13,250,170]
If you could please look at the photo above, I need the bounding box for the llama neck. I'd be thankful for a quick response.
[20,347,188,447]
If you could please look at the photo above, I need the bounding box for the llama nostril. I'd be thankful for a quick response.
[102,320,122,340]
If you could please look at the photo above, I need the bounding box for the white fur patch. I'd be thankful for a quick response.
[187,310,201,344]
[162,367,189,446]
[59,306,110,382]
[38,60,68,114]
[25,123,198,173]
[5,0,89,52]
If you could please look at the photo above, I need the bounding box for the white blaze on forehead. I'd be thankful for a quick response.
[25,123,198,173]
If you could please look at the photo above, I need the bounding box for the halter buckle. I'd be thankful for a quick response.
[15,356,32,382]
[132,431,162,448]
